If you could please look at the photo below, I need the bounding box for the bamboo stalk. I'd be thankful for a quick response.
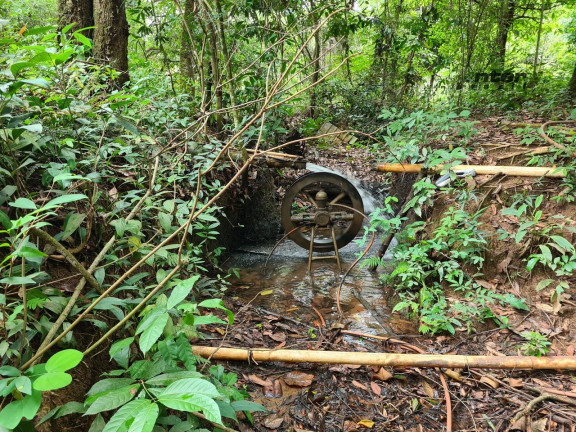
[244,149,302,160]
[375,163,567,178]
[192,346,576,370]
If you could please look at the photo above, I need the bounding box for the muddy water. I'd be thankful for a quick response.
[224,236,403,337]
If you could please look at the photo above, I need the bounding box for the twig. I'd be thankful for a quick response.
[311,305,325,327]
[512,387,576,423]
[29,227,101,293]
[191,411,239,432]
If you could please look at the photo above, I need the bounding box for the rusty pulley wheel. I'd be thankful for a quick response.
[280,172,364,252]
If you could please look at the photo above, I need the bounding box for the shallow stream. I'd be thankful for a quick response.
[224,233,416,338]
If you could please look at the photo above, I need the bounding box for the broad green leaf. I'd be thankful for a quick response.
[109,338,134,359]
[95,268,105,286]
[198,299,234,325]
[21,78,49,89]
[11,62,32,77]
[24,25,55,36]
[158,393,222,425]
[88,414,106,432]
[230,400,268,413]
[192,315,227,326]
[503,294,529,311]
[176,334,196,370]
[73,32,92,48]
[60,212,86,240]
[161,378,220,398]
[84,385,138,415]
[0,391,41,429]
[0,366,21,377]
[87,378,136,398]
[0,210,11,229]
[127,401,158,432]
[46,349,83,372]
[0,276,37,285]
[158,212,172,232]
[536,279,555,291]
[167,275,200,309]
[136,307,165,335]
[44,194,88,209]
[139,314,169,354]
[216,400,237,421]
[9,198,36,210]
[113,218,127,237]
[15,246,47,259]
[33,372,72,391]
[13,376,32,395]
[39,401,86,425]
[102,400,150,432]
[145,371,202,386]
[0,399,24,429]
[550,235,575,253]
[538,245,552,262]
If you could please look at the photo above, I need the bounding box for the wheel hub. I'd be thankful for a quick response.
[280,172,365,252]
[314,211,331,227]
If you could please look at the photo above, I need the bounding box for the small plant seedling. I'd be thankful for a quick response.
[520,331,551,357]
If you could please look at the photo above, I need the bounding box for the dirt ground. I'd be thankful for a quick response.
[197,116,576,432]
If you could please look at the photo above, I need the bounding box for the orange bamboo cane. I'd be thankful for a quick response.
[376,163,566,178]
[192,346,576,370]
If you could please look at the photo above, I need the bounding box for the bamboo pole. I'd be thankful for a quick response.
[376,163,567,178]
[192,346,576,370]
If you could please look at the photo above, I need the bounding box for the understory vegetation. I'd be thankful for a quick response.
[1,0,576,430]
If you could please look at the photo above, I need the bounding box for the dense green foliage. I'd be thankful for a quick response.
[1,0,576,430]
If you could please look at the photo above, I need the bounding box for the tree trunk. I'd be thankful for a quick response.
[180,0,198,99]
[58,0,94,38]
[309,29,321,118]
[93,0,130,86]
[567,63,576,104]
[494,0,515,71]
[214,0,240,128]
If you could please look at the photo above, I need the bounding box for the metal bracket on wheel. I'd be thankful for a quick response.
[308,225,342,272]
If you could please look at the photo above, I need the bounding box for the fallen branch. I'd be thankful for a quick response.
[539,120,576,156]
[192,346,576,369]
[376,163,566,178]
[495,146,551,160]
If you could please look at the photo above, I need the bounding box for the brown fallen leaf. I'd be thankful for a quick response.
[443,369,462,381]
[264,332,286,342]
[374,368,393,381]
[506,378,523,388]
[535,302,554,313]
[284,371,314,387]
[421,380,435,398]
[249,374,273,387]
[263,414,284,429]
[370,381,381,395]
[264,379,283,398]
[344,420,358,431]
[352,380,368,391]
[479,376,499,389]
